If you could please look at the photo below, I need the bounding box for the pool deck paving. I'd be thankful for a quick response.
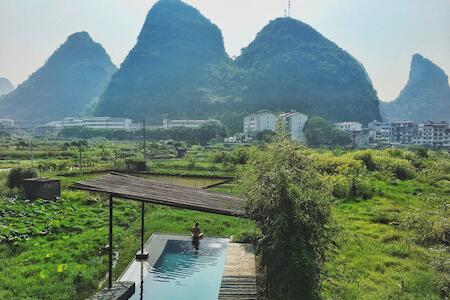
[219,243,257,300]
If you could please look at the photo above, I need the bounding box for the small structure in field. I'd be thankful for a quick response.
[23,178,61,200]
[125,159,147,171]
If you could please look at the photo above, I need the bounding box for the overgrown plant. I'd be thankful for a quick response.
[6,167,37,190]
[239,138,334,300]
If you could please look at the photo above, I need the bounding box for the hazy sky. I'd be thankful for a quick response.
[1,0,449,101]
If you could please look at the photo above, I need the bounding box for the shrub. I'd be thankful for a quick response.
[355,152,378,171]
[328,175,351,199]
[402,209,449,246]
[393,164,414,180]
[416,147,429,159]
[6,168,38,190]
[350,177,377,199]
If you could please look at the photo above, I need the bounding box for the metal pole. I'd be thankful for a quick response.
[30,139,34,168]
[108,194,113,289]
[136,201,148,260]
[141,201,145,254]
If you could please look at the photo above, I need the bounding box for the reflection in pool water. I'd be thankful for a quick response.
[131,239,229,300]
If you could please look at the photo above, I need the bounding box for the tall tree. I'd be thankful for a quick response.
[239,138,334,299]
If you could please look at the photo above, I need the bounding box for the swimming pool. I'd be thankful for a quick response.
[119,234,229,300]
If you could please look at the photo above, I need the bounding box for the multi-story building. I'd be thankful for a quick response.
[413,121,450,148]
[243,112,277,136]
[390,121,418,145]
[279,111,308,142]
[48,117,136,131]
[334,122,363,133]
[163,119,210,129]
[368,121,391,145]
[82,117,133,130]
[0,119,14,127]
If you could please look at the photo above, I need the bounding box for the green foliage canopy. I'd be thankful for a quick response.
[239,138,334,299]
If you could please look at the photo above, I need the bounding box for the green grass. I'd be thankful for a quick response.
[322,177,449,299]
[0,141,449,299]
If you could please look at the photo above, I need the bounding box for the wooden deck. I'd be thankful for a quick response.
[219,243,257,299]
[71,172,246,217]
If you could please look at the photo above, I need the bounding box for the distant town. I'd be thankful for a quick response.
[1,111,449,149]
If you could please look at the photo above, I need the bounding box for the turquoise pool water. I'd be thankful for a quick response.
[130,238,229,300]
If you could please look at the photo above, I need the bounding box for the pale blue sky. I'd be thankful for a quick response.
[0,0,449,101]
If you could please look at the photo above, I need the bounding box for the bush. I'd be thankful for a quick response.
[6,168,38,190]
[328,175,351,199]
[402,209,449,246]
[393,164,414,180]
[355,152,378,171]
[350,177,377,199]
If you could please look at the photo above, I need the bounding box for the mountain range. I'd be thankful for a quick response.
[0,78,14,97]
[0,32,117,122]
[381,54,450,122]
[3,0,447,127]
[96,0,381,125]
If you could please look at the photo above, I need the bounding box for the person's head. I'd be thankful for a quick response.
[195,222,199,227]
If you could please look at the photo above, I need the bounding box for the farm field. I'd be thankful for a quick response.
[0,139,448,299]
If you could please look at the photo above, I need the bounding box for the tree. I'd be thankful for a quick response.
[330,128,352,147]
[256,130,277,143]
[71,140,88,175]
[239,138,334,299]
[304,116,333,147]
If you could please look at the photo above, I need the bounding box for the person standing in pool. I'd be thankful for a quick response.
[191,222,203,250]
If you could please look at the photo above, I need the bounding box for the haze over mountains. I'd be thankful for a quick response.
[0,32,116,122]
[1,0,447,125]
[381,54,450,122]
[0,78,14,97]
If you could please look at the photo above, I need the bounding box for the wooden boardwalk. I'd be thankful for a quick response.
[218,243,257,300]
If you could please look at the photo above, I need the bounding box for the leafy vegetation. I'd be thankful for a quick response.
[239,139,334,299]
[6,167,37,190]
[0,137,448,299]
[58,122,226,145]
[304,116,352,148]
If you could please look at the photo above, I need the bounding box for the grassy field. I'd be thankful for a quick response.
[0,139,448,299]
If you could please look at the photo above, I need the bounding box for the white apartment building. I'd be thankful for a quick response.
[413,121,450,148]
[368,121,391,145]
[334,122,363,133]
[82,117,133,130]
[163,119,210,129]
[48,117,136,131]
[279,111,308,142]
[0,119,14,127]
[243,112,277,136]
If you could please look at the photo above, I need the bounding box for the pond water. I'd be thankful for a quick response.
[138,174,226,189]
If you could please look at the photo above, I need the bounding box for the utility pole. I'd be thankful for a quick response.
[30,139,34,168]
[143,119,147,161]
[79,144,83,176]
